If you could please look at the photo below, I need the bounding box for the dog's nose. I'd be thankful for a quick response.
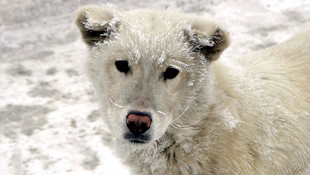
[126,112,152,136]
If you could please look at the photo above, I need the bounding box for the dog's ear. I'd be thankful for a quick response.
[76,5,120,46]
[185,18,230,62]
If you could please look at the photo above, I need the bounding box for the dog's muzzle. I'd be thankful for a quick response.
[124,111,152,143]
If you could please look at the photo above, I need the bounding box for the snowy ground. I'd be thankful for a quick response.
[0,0,309,175]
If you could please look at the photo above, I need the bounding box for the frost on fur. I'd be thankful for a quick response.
[184,20,230,62]
[76,5,120,46]
[76,5,310,175]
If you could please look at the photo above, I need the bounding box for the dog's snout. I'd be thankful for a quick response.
[126,112,152,136]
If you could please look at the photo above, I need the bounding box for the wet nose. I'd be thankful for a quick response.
[126,112,152,136]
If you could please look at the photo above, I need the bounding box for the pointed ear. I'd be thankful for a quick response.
[75,5,120,46]
[185,18,230,62]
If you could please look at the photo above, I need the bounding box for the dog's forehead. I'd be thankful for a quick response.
[116,14,192,67]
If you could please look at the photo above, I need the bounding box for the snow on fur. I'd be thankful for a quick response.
[76,5,310,175]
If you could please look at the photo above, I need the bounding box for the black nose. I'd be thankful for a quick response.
[126,111,152,136]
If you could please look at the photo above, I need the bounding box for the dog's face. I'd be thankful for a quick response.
[76,6,229,147]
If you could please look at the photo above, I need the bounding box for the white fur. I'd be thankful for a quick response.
[76,6,310,175]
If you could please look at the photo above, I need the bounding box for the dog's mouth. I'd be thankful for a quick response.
[124,111,152,144]
[124,132,151,144]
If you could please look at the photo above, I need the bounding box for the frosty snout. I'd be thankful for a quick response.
[124,111,152,144]
[126,112,152,135]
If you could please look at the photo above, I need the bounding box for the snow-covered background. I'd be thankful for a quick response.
[0,0,309,174]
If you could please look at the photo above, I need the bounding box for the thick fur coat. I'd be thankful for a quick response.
[76,5,310,175]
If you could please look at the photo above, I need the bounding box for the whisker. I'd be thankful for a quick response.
[109,98,124,108]
[170,122,194,130]
[188,119,201,126]
[157,110,166,116]
[173,106,189,122]
[170,115,203,130]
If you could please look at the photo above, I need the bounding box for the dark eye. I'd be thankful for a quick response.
[163,67,179,80]
[115,60,130,74]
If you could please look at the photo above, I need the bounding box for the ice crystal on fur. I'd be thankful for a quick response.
[156,51,167,67]
[76,5,310,175]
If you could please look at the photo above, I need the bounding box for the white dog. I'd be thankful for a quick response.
[76,5,310,175]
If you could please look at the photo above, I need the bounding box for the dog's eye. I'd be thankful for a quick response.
[115,60,130,74]
[163,67,179,80]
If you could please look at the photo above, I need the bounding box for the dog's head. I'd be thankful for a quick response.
[76,6,229,147]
